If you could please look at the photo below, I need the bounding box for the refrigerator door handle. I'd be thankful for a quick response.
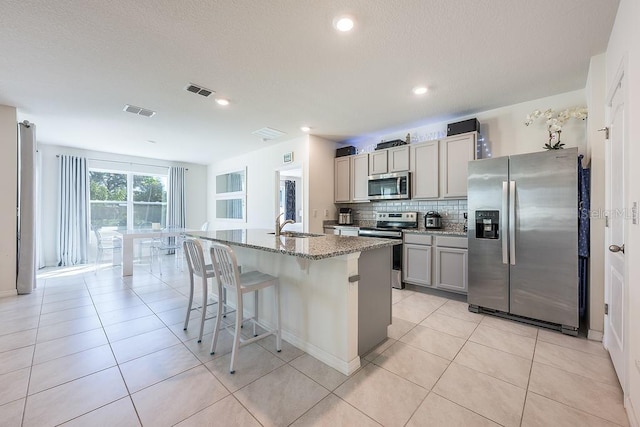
[509,180,516,265]
[502,181,509,264]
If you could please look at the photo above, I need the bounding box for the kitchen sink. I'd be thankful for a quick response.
[267,231,324,238]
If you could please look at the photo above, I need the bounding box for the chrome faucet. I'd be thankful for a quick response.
[275,213,295,236]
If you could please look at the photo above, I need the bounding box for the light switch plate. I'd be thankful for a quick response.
[632,201,638,225]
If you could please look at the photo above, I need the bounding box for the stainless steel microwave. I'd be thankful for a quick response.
[367,171,411,200]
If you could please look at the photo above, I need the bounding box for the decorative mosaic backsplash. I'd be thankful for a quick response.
[336,199,467,230]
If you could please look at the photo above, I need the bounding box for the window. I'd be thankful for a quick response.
[215,168,246,221]
[90,170,167,229]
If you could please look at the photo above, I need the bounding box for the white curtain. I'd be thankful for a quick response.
[17,122,37,294]
[167,166,186,227]
[57,155,89,266]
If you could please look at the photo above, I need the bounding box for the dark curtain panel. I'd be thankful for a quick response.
[285,180,296,221]
[578,154,590,319]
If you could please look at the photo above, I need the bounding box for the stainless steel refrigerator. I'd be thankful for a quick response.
[467,148,578,333]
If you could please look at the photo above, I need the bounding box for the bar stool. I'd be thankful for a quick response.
[183,239,226,343]
[209,242,281,374]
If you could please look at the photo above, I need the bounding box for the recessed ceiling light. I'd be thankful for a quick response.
[300,126,311,132]
[412,86,428,95]
[215,98,230,106]
[333,15,355,32]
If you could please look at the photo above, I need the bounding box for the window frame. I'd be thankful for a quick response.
[89,167,168,230]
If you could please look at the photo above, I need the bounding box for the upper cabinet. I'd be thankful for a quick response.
[335,131,476,203]
[368,150,387,175]
[351,153,370,201]
[411,132,476,199]
[334,157,351,203]
[440,132,476,198]
[369,146,409,175]
[410,140,439,199]
[334,153,369,203]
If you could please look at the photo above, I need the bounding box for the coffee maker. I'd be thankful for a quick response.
[338,208,353,225]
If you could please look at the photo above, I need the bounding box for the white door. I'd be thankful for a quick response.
[604,75,626,390]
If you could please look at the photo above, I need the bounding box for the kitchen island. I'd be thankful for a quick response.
[187,229,398,375]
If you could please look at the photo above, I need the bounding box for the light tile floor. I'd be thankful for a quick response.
[0,263,630,426]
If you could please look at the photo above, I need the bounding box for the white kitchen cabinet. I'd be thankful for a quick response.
[334,154,369,203]
[440,132,476,198]
[403,234,432,287]
[410,140,439,199]
[388,146,410,172]
[434,236,468,293]
[324,226,339,235]
[368,146,409,175]
[336,226,360,236]
[368,150,388,175]
[334,157,351,203]
[351,153,370,201]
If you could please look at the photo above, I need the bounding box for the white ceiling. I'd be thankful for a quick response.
[0,0,618,165]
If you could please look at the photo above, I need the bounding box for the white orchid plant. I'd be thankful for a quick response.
[524,106,588,149]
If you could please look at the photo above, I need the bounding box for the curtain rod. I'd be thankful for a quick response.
[55,155,188,170]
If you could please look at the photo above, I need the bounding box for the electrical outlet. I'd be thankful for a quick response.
[313,209,317,218]
[324,209,329,217]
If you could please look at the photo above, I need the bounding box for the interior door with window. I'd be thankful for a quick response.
[604,75,626,392]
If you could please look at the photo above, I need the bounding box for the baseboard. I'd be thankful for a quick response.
[588,329,604,342]
[625,396,639,427]
[254,316,360,375]
[280,329,361,376]
[0,289,18,298]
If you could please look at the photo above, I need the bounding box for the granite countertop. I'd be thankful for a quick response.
[403,228,467,237]
[187,229,399,260]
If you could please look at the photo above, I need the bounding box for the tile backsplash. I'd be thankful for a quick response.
[337,199,467,229]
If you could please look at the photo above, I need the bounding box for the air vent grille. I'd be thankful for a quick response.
[252,127,287,141]
[123,104,156,117]
[185,83,214,97]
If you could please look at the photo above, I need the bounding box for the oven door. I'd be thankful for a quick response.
[367,172,410,200]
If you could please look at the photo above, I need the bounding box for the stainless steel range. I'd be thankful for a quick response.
[359,212,418,289]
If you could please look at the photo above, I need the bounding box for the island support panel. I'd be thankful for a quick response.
[228,245,391,375]
[358,246,392,355]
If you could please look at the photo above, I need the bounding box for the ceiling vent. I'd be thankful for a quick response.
[252,127,287,141]
[123,104,156,117]
[185,83,214,98]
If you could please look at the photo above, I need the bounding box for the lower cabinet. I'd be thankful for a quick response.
[324,226,360,236]
[403,243,432,286]
[403,233,468,294]
[435,246,468,293]
[403,234,432,286]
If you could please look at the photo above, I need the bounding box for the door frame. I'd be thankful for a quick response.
[274,163,305,231]
[603,59,629,398]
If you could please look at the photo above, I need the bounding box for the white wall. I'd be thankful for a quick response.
[0,105,17,297]
[353,90,587,159]
[39,144,208,267]
[308,135,338,233]
[208,135,337,234]
[606,0,640,422]
[209,136,309,230]
[586,54,607,337]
